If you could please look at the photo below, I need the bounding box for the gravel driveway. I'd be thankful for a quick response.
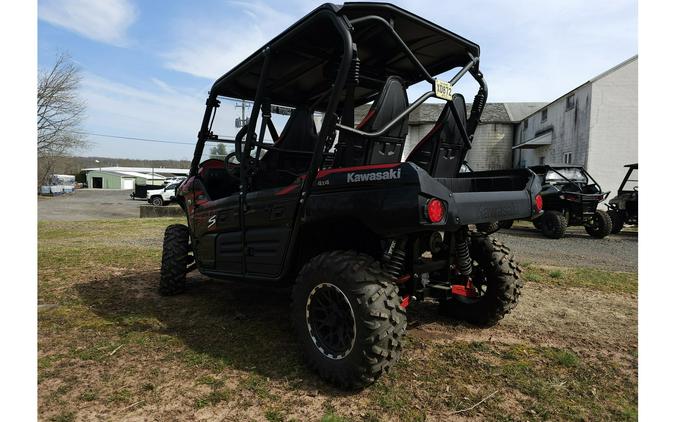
[495,224,637,272]
[38,189,146,221]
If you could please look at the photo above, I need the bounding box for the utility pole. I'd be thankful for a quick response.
[234,100,249,128]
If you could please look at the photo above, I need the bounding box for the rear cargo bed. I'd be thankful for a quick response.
[437,169,541,225]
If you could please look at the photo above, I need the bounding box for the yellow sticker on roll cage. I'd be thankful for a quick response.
[434,79,453,101]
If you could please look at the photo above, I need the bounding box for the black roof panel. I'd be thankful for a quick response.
[211,2,480,109]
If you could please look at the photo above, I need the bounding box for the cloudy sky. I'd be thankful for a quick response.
[38,0,637,160]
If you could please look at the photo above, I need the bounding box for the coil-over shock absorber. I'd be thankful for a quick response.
[455,237,473,276]
[383,238,407,280]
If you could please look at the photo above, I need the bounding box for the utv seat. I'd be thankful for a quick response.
[255,107,318,190]
[406,94,468,178]
[333,76,409,168]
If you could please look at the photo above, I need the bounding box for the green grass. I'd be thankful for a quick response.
[368,340,637,422]
[38,218,637,421]
[523,265,637,294]
[194,389,231,409]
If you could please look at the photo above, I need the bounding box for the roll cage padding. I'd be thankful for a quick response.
[333,76,409,168]
[406,94,468,178]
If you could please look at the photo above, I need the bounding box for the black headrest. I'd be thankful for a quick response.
[442,94,467,144]
[359,76,409,138]
[276,107,317,152]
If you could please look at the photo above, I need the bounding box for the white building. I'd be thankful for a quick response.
[82,167,188,189]
[512,55,638,196]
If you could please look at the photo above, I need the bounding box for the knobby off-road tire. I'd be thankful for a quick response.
[498,219,514,230]
[291,251,407,390]
[585,209,612,238]
[475,222,500,235]
[540,210,567,239]
[440,236,523,327]
[159,224,191,296]
[607,209,624,234]
[533,218,543,230]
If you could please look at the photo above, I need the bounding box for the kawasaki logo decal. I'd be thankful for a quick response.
[346,168,401,183]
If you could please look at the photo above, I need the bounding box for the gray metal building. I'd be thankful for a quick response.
[513,55,638,196]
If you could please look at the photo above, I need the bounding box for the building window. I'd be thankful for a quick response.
[563,152,572,164]
[566,94,576,110]
[541,108,548,123]
[523,118,529,129]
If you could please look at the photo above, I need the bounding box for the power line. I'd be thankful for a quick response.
[73,131,195,145]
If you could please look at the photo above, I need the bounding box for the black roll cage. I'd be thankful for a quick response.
[618,163,638,193]
[190,9,487,181]
[533,165,603,194]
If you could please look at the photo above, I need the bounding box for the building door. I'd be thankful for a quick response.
[122,178,134,189]
[92,177,103,189]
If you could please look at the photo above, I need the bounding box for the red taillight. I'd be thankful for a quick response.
[534,194,543,212]
[426,198,446,223]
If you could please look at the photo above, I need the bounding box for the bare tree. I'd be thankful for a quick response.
[37,53,87,185]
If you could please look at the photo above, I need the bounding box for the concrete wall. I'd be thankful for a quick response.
[586,57,638,196]
[513,83,593,167]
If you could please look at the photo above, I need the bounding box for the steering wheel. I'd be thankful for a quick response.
[224,152,240,180]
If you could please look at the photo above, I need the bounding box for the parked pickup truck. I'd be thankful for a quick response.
[147,183,179,206]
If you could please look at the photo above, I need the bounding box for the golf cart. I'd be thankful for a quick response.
[526,165,611,239]
[606,163,638,233]
[163,3,542,389]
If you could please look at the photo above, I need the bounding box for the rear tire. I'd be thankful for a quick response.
[608,210,624,234]
[159,224,191,296]
[475,222,500,235]
[439,236,523,326]
[585,210,612,238]
[291,251,406,390]
[498,220,514,230]
[540,211,567,239]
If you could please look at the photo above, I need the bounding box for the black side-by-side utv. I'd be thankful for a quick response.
[161,2,542,389]
[526,165,611,239]
[606,163,638,233]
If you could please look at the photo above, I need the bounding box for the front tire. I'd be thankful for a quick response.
[540,210,567,239]
[291,251,406,390]
[440,236,523,326]
[585,209,612,238]
[159,224,191,296]
[151,196,164,207]
[607,209,624,234]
